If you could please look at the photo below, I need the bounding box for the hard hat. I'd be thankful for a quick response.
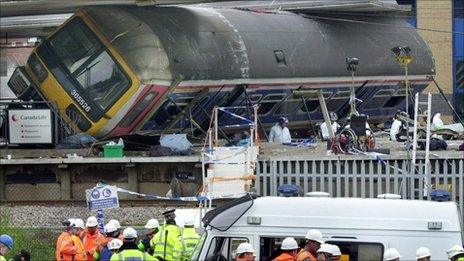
[86,216,98,227]
[108,239,123,250]
[236,243,255,255]
[144,219,160,229]
[329,112,338,121]
[108,219,121,229]
[331,244,341,256]
[281,237,298,250]
[305,229,324,244]
[123,227,138,239]
[67,218,76,227]
[279,116,289,124]
[0,234,13,250]
[447,245,464,259]
[104,222,118,233]
[384,248,401,261]
[416,247,431,259]
[184,218,195,227]
[74,219,85,229]
[317,244,333,254]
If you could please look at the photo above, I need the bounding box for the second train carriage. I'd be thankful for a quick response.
[8,4,435,138]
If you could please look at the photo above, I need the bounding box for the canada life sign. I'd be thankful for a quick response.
[8,109,52,144]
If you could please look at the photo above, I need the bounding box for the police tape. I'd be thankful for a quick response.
[114,186,248,202]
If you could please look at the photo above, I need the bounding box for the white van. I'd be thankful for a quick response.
[191,195,463,261]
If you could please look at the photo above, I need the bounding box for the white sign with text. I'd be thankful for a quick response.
[8,109,52,144]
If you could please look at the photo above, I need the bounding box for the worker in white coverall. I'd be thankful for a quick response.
[269,117,292,144]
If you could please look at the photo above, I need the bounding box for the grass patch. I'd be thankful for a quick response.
[0,208,56,260]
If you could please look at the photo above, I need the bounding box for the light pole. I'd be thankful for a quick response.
[346,57,359,117]
[391,46,414,184]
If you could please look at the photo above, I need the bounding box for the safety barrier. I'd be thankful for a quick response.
[256,157,464,216]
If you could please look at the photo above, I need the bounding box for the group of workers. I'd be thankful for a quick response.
[234,229,464,261]
[53,209,199,261]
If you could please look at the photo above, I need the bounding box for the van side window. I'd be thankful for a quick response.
[326,240,384,261]
[260,237,306,261]
[205,237,249,261]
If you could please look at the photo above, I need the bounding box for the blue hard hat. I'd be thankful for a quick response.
[0,234,13,249]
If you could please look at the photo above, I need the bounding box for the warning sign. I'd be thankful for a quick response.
[86,185,119,211]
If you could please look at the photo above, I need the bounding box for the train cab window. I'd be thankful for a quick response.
[205,237,249,261]
[325,240,384,261]
[260,237,305,261]
[48,18,130,112]
[119,91,158,128]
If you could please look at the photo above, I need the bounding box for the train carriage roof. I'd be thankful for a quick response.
[83,4,434,83]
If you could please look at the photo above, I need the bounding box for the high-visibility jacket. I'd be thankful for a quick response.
[0,255,6,261]
[150,224,182,261]
[179,227,200,261]
[273,252,296,261]
[110,249,156,261]
[138,235,155,254]
[71,235,87,260]
[296,249,317,261]
[83,229,105,261]
[56,231,69,260]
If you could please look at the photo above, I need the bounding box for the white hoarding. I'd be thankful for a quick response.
[8,109,52,144]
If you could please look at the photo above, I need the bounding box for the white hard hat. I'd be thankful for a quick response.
[331,244,341,256]
[317,244,333,254]
[108,219,121,229]
[104,222,118,233]
[281,237,298,250]
[144,219,160,229]
[74,218,85,229]
[184,218,195,226]
[123,227,138,239]
[416,247,431,259]
[447,245,464,259]
[236,243,255,255]
[384,248,401,261]
[305,229,324,244]
[108,239,123,250]
[68,218,77,227]
[86,216,98,227]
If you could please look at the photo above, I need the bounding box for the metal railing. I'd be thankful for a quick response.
[256,158,464,215]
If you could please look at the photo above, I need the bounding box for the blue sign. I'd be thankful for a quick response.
[86,185,119,211]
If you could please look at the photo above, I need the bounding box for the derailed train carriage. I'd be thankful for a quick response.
[8,1,435,139]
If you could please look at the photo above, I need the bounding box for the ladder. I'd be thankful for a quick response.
[411,92,432,199]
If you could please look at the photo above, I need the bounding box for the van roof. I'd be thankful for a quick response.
[207,196,462,232]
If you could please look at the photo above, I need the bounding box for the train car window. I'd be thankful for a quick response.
[363,90,394,110]
[275,99,302,115]
[119,91,158,128]
[260,237,305,261]
[249,94,262,103]
[326,240,384,261]
[48,18,130,112]
[205,237,248,261]
[258,94,286,115]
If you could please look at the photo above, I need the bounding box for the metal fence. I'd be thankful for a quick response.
[256,158,464,215]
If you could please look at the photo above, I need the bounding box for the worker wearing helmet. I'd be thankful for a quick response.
[110,227,155,261]
[273,237,299,261]
[236,242,255,261]
[316,244,335,261]
[73,218,86,238]
[83,216,105,261]
[108,239,123,255]
[0,234,13,261]
[269,117,292,144]
[447,245,464,261]
[179,218,200,261]
[108,219,124,241]
[150,209,183,261]
[94,222,120,261]
[384,248,401,261]
[138,219,159,254]
[296,229,324,261]
[56,219,86,261]
[416,247,431,261]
